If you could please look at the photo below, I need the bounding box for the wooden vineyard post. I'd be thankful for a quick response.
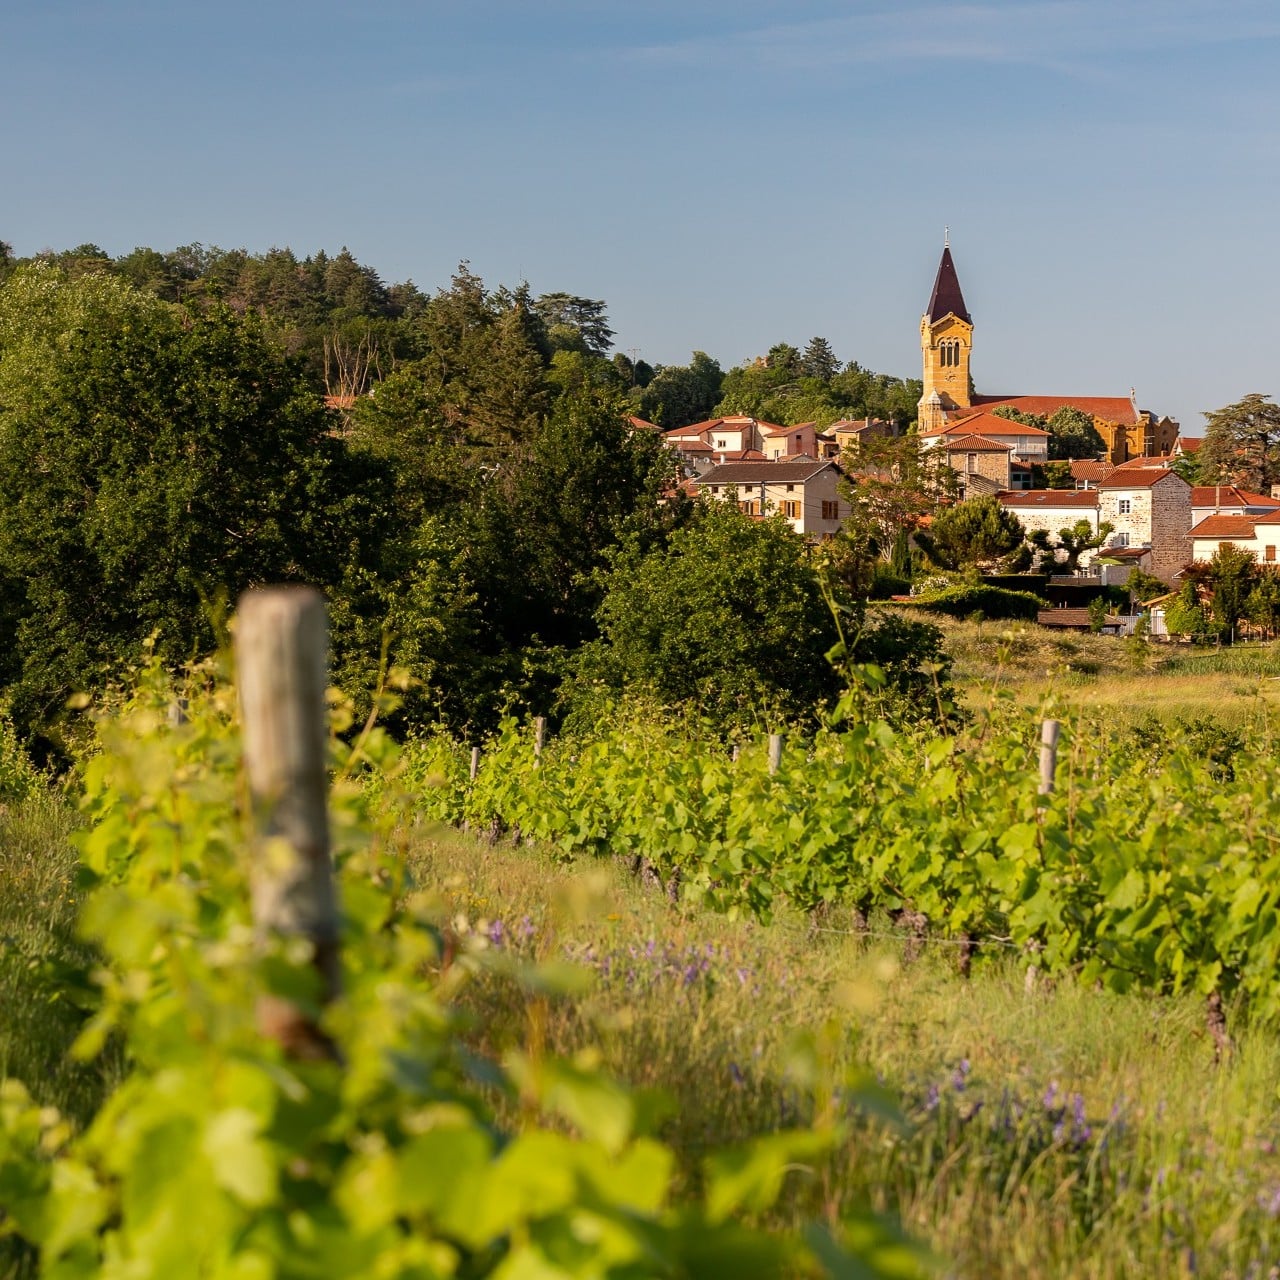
[534,716,546,760]
[1038,719,1060,797]
[768,733,783,775]
[470,745,481,782]
[236,586,341,1058]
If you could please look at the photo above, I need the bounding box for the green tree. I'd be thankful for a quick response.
[801,335,840,381]
[634,351,723,428]
[1245,569,1280,636]
[1127,566,1167,603]
[1207,542,1257,638]
[990,404,1047,429]
[916,496,1025,570]
[0,263,383,741]
[532,292,615,357]
[1164,580,1213,641]
[1030,519,1115,572]
[839,433,958,559]
[1046,405,1106,460]
[572,502,839,727]
[1199,394,1280,492]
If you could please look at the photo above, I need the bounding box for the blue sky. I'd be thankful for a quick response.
[6,0,1280,432]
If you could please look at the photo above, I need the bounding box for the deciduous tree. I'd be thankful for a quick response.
[1199,394,1280,492]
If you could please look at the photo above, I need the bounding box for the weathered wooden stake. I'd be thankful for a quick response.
[237,586,340,1056]
[534,715,546,759]
[1038,719,1060,797]
[731,744,740,763]
[768,733,783,775]
[470,745,481,782]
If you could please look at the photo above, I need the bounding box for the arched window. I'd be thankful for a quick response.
[938,338,962,368]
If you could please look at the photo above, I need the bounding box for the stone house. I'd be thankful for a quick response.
[1187,511,1280,564]
[1096,464,1192,582]
[693,459,844,539]
[761,421,820,460]
[938,434,1014,497]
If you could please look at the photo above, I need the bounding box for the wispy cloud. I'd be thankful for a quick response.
[626,1,1280,75]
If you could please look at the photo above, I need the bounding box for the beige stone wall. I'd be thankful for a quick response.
[920,313,973,412]
[1099,474,1191,582]
[707,470,843,538]
[950,448,1011,491]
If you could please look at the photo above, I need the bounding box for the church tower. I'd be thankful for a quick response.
[918,241,973,432]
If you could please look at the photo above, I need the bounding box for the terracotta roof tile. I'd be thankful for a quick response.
[970,395,1142,425]
[1069,460,1115,482]
[941,434,1013,452]
[1187,515,1259,538]
[925,411,1050,439]
[998,490,1098,508]
[696,459,835,485]
[1098,465,1181,490]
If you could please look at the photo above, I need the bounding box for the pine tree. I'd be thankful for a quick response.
[801,336,840,381]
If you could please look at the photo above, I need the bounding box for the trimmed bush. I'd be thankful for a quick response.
[980,573,1050,598]
[896,584,1045,621]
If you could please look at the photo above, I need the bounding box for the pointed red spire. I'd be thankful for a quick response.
[926,246,970,324]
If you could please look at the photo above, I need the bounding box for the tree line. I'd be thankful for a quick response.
[0,241,945,755]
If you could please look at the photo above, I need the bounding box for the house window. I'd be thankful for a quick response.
[715,439,727,449]
[709,485,719,494]
[821,500,840,521]
[1114,532,1130,547]
[1118,498,1132,514]
[966,453,977,471]
[786,484,795,492]
[744,485,754,493]
[1268,546,1277,562]
[738,500,760,516]
[781,500,801,519]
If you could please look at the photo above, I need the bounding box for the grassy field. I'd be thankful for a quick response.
[9,627,1280,1277]
[0,792,115,1130]
[923,613,1280,726]
[414,823,1280,1280]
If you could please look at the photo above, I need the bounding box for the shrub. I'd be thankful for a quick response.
[893,585,1044,622]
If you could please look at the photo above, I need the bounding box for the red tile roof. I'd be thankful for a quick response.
[628,416,661,431]
[1187,515,1260,539]
[969,395,1142,425]
[1177,437,1203,453]
[941,434,1013,452]
[763,421,816,436]
[925,411,1050,439]
[1188,485,1280,509]
[696,459,836,485]
[1069,460,1115,483]
[667,415,784,438]
[998,489,1099,508]
[1098,464,1181,490]
[1121,454,1178,468]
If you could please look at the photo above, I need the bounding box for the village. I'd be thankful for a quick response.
[634,244,1275,641]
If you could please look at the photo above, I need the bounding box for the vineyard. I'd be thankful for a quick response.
[5,616,1280,1275]
[0,652,921,1279]
[404,697,1280,1028]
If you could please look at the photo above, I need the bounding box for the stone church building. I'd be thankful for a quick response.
[916,244,1179,465]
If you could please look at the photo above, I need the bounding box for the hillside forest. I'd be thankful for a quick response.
[0,239,939,754]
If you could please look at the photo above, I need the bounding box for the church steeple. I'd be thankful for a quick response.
[926,245,971,325]
[919,239,973,427]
